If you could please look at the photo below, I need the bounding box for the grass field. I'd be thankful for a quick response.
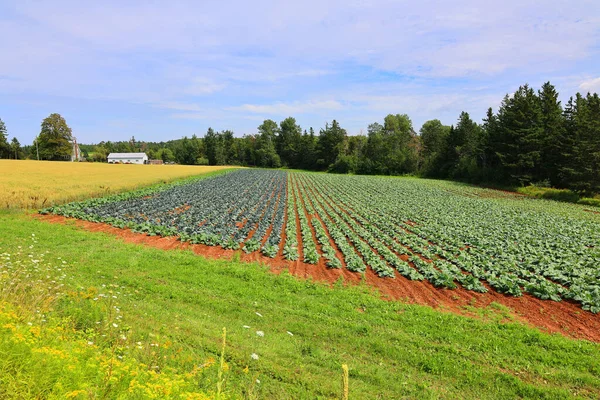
[0,160,234,209]
[1,162,599,399]
[2,210,600,399]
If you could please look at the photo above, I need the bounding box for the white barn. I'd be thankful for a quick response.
[107,152,149,164]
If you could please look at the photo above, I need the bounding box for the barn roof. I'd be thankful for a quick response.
[107,153,148,158]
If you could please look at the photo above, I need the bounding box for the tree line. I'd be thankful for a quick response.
[420,83,600,194]
[0,113,75,161]
[1,81,598,194]
[193,82,600,194]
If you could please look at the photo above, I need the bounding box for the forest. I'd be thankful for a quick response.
[3,82,599,194]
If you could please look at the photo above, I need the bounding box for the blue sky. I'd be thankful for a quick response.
[1,0,599,144]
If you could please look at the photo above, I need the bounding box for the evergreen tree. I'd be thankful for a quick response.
[298,129,318,170]
[495,85,543,184]
[0,118,9,158]
[317,120,347,170]
[538,82,566,185]
[221,130,235,164]
[204,128,221,165]
[559,97,577,187]
[453,112,485,180]
[128,136,139,152]
[10,137,21,160]
[563,93,600,194]
[482,107,500,176]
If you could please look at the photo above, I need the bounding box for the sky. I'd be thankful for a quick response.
[1,0,599,145]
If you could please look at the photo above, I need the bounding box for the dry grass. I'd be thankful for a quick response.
[0,160,234,209]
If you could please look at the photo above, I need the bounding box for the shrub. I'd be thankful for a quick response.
[517,186,580,203]
[578,197,600,208]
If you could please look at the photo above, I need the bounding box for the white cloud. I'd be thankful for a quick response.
[1,0,599,143]
[235,100,343,115]
[579,77,600,94]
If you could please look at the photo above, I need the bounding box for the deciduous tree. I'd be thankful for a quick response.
[36,113,73,161]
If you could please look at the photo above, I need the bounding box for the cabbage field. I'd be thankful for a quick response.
[43,169,600,313]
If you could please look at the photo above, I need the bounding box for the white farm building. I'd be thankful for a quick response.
[107,152,149,164]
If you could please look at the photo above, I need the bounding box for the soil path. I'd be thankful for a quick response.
[35,214,600,343]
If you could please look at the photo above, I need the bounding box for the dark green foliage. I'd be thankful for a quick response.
[560,93,600,195]
[20,80,597,196]
[35,113,73,161]
[317,120,347,169]
[0,118,9,158]
[419,119,450,176]
[538,82,566,186]
[174,135,203,165]
[494,85,544,185]
[276,117,303,167]
[10,137,21,160]
[422,82,599,196]
[254,119,281,168]
[433,112,486,180]
[358,116,418,175]
[204,128,224,165]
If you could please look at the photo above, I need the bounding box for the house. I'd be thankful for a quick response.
[107,152,149,164]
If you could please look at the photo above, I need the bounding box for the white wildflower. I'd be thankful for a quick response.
[256,330,264,337]
[251,353,259,360]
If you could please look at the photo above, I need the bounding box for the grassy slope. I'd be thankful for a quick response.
[1,210,599,399]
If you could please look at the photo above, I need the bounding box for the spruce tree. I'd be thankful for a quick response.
[495,85,543,185]
[538,82,566,185]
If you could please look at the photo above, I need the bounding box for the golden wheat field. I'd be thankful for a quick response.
[0,160,234,209]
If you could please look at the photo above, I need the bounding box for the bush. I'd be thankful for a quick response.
[329,155,358,174]
[578,197,600,208]
[517,186,580,203]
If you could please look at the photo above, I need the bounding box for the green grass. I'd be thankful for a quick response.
[1,209,599,399]
[578,197,600,208]
[517,186,581,203]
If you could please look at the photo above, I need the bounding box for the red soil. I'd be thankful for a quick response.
[168,204,191,215]
[35,214,600,343]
